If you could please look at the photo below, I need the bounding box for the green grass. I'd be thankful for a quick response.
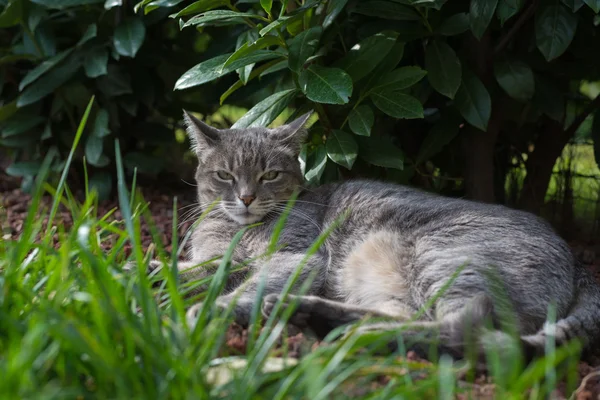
[0,100,588,399]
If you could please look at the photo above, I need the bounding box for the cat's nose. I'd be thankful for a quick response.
[239,194,256,207]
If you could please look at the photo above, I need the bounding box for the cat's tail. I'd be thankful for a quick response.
[517,265,600,358]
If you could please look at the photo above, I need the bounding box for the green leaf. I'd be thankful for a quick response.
[358,135,404,169]
[84,47,108,78]
[535,4,578,61]
[497,0,523,25]
[30,0,104,8]
[323,0,348,28]
[438,13,469,35]
[85,135,104,165]
[93,109,111,137]
[182,10,263,28]
[424,40,461,99]
[416,113,461,164]
[6,161,42,177]
[104,0,122,9]
[224,35,281,70]
[494,57,534,102]
[371,66,427,93]
[97,65,132,96]
[371,91,424,119]
[0,114,45,137]
[454,69,491,131]
[326,130,358,169]
[17,59,82,107]
[260,0,272,15]
[0,0,23,28]
[288,27,322,73]
[299,65,353,105]
[19,49,74,91]
[353,1,420,20]
[113,18,146,58]
[175,51,281,90]
[584,0,600,12]
[232,89,297,128]
[170,0,229,18]
[89,171,112,200]
[348,105,374,137]
[336,31,398,82]
[470,0,498,39]
[234,29,259,84]
[305,145,327,183]
[533,76,564,122]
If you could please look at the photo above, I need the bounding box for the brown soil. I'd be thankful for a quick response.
[1,171,599,399]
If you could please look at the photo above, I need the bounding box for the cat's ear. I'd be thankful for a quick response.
[183,110,222,155]
[273,111,312,152]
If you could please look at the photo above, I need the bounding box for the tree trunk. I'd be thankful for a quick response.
[519,119,567,214]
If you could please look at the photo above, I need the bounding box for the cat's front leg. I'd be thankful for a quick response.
[186,251,328,327]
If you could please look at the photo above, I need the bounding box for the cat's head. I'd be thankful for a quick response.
[184,110,312,225]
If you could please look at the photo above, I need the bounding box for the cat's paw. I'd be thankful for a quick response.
[122,260,162,274]
[261,294,316,328]
[186,302,204,327]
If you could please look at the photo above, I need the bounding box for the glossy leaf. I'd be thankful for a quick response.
[326,130,358,169]
[114,18,146,58]
[584,0,600,12]
[224,35,281,70]
[232,89,297,128]
[182,10,263,28]
[336,31,398,82]
[175,51,281,90]
[0,114,45,137]
[17,59,81,107]
[6,161,42,177]
[348,105,374,137]
[93,109,111,137]
[470,0,498,39]
[371,91,423,119]
[494,57,535,102]
[85,135,104,165]
[169,0,228,18]
[535,4,578,61]
[260,0,273,15]
[0,0,23,28]
[104,0,122,9]
[497,0,523,25]
[371,66,427,93]
[353,1,420,20]
[454,69,491,131]
[30,0,104,8]
[438,13,469,36]
[19,49,73,91]
[416,113,461,164]
[84,47,108,78]
[359,135,404,170]
[323,0,348,28]
[288,27,322,73]
[305,145,327,183]
[425,40,461,99]
[299,65,353,105]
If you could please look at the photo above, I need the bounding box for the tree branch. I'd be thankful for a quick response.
[565,94,600,137]
[493,2,537,55]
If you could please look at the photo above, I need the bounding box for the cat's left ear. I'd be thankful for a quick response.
[273,111,312,152]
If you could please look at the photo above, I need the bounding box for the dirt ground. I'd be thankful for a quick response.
[1,171,599,399]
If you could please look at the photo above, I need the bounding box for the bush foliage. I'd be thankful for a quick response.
[1,0,600,206]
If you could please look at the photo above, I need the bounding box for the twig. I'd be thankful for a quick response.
[493,2,537,55]
[569,369,600,400]
[565,94,600,137]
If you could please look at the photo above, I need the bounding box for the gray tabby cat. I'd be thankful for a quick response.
[160,110,600,359]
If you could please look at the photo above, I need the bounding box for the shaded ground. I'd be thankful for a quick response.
[1,171,599,398]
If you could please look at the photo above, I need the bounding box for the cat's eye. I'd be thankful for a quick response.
[261,171,280,181]
[216,171,234,181]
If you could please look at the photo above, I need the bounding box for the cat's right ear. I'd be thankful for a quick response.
[183,110,221,156]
